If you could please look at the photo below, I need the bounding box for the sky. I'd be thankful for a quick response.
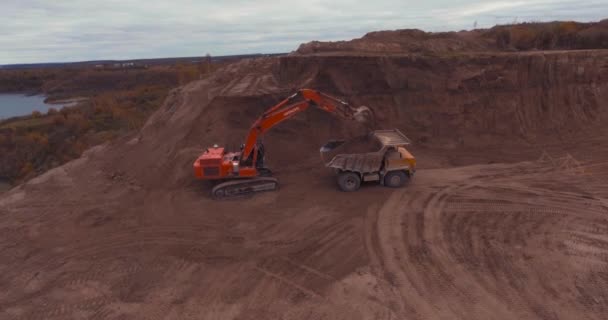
[1,0,607,64]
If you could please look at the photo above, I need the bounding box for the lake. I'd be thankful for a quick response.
[0,93,54,119]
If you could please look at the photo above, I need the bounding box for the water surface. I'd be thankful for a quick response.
[0,94,52,119]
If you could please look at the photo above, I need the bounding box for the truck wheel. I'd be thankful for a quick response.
[384,171,408,188]
[337,172,361,192]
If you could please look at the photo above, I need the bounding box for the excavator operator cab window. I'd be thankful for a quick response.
[239,142,266,168]
[256,142,265,168]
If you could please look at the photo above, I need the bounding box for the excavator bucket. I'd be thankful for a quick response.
[352,106,375,127]
[320,140,346,163]
[320,140,346,152]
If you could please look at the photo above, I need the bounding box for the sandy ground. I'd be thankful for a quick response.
[1,45,608,319]
[1,138,608,319]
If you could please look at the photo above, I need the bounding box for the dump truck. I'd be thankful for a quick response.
[320,129,416,192]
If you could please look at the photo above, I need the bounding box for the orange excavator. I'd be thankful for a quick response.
[193,89,373,199]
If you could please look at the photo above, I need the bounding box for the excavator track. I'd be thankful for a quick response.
[211,177,279,199]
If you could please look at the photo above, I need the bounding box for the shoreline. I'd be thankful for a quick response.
[0,89,43,96]
[0,181,11,194]
[44,96,88,105]
[0,94,88,122]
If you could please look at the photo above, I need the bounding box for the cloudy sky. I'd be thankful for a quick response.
[2,0,607,64]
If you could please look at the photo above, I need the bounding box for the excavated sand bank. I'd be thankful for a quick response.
[1,34,608,319]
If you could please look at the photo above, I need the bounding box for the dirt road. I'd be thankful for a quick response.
[367,160,608,319]
[1,147,607,319]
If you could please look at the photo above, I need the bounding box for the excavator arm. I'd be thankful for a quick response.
[240,89,372,161]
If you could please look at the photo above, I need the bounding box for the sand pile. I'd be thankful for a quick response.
[2,25,608,320]
[96,47,608,190]
[295,20,608,55]
[296,29,490,55]
[320,134,382,164]
[334,135,381,154]
[324,135,381,155]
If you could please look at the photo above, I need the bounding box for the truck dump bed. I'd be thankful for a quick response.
[321,129,411,174]
[326,153,385,173]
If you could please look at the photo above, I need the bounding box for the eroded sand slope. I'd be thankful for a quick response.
[1,44,608,319]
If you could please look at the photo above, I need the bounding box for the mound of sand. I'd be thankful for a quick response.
[296,29,491,55]
[295,21,608,55]
[2,23,608,320]
[92,46,608,191]
[335,135,382,154]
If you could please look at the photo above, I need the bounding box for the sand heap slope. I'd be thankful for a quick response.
[296,20,608,55]
[2,36,608,319]
[110,49,608,188]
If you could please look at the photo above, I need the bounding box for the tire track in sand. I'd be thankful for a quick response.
[374,180,517,319]
[370,162,608,319]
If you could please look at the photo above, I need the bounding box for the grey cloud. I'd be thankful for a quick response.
[0,0,606,64]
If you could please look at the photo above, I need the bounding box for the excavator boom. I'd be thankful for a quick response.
[241,89,372,161]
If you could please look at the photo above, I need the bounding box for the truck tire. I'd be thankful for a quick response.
[337,172,361,192]
[384,170,408,188]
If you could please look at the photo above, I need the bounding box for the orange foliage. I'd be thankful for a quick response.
[557,22,579,35]
[510,26,537,50]
[25,132,49,147]
[19,162,34,177]
[176,63,200,85]
[492,21,608,50]
[52,114,66,126]
[1,58,227,184]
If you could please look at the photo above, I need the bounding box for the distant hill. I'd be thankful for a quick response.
[296,20,608,55]
[0,53,287,70]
